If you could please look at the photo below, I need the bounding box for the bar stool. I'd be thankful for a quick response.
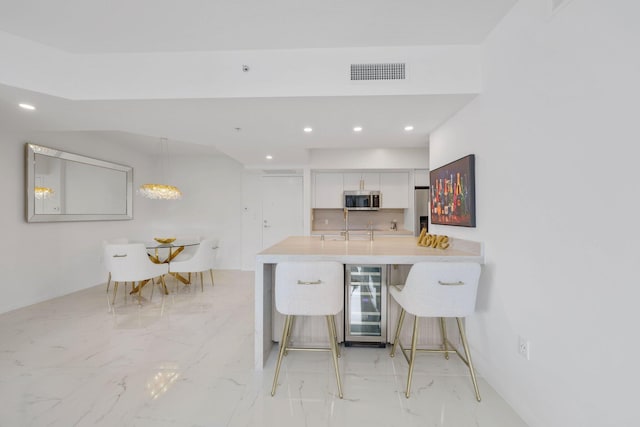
[271,261,344,398]
[389,262,482,401]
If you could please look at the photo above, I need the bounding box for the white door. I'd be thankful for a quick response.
[262,176,304,249]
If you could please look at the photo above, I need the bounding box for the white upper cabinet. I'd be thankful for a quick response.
[380,172,410,208]
[313,173,344,208]
[343,172,380,191]
[414,169,429,187]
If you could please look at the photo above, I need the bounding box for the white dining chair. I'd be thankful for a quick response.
[101,237,129,293]
[271,261,344,398]
[389,262,482,400]
[168,238,218,292]
[104,243,169,304]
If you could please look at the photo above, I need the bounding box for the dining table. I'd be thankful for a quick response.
[129,239,201,294]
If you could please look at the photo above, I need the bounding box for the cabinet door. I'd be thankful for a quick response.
[343,172,380,191]
[313,173,343,208]
[414,169,429,187]
[380,172,409,208]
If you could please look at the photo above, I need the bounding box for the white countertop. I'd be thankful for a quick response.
[257,235,484,264]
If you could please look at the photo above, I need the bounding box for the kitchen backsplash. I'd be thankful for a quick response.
[312,209,405,232]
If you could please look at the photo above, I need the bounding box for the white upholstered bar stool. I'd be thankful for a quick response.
[389,262,482,401]
[271,261,344,399]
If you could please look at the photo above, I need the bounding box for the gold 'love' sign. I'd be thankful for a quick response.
[417,228,450,249]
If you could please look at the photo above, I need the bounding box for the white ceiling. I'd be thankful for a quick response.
[0,0,516,166]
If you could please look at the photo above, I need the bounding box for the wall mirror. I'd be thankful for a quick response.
[25,143,133,222]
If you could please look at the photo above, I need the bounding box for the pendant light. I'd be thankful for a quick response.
[138,137,182,200]
[34,186,54,199]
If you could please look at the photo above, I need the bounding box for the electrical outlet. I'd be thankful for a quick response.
[518,335,530,360]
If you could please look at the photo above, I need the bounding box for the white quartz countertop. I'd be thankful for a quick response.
[256,236,484,264]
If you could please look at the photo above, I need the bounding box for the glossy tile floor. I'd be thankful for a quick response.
[0,270,528,427]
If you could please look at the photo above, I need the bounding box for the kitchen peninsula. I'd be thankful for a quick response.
[254,235,484,369]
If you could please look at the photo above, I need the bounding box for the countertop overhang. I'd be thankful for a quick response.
[257,236,484,264]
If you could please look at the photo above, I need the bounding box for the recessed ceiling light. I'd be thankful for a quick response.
[353,126,363,132]
[19,103,35,111]
[265,155,273,160]
[303,127,313,133]
[404,125,414,131]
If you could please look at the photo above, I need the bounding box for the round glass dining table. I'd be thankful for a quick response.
[145,239,200,264]
[129,239,201,294]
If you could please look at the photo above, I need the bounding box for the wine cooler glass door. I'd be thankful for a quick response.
[346,265,386,344]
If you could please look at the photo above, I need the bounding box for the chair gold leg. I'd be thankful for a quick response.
[457,318,481,402]
[330,314,340,358]
[106,272,111,293]
[111,281,119,305]
[390,308,406,357]
[405,315,419,398]
[327,315,343,399]
[160,275,168,295]
[440,317,449,360]
[150,278,155,301]
[200,272,204,292]
[209,269,214,286]
[271,315,293,396]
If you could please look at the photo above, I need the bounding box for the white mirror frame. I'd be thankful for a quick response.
[26,143,134,222]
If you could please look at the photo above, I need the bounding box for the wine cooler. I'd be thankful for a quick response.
[345,265,387,346]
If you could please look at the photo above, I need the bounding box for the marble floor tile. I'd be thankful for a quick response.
[0,270,528,427]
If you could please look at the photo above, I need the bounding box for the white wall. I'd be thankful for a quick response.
[0,31,482,99]
[429,1,639,426]
[0,128,243,314]
[310,147,428,170]
[143,153,244,270]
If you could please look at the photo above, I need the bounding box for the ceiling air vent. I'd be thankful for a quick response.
[350,63,405,81]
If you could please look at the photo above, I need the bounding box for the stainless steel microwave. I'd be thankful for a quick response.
[344,190,380,210]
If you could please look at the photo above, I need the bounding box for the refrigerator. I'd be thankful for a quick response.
[414,187,429,236]
[344,265,387,346]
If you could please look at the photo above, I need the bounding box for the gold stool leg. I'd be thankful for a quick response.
[271,315,293,396]
[457,317,481,402]
[405,315,419,398]
[330,314,341,358]
[440,317,449,360]
[200,272,204,292]
[106,272,111,293]
[111,281,119,305]
[390,308,406,357]
[327,315,343,399]
[284,316,295,356]
[209,269,214,287]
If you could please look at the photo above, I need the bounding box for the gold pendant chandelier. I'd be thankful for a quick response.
[139,137,182,200]
[138,183,182,200]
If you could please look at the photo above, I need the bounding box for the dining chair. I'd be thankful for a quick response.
[271,261,344,398]
[104,243,169,305]
[389,262,482,401]
[101,237,129,293]
[168,238,218,292]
